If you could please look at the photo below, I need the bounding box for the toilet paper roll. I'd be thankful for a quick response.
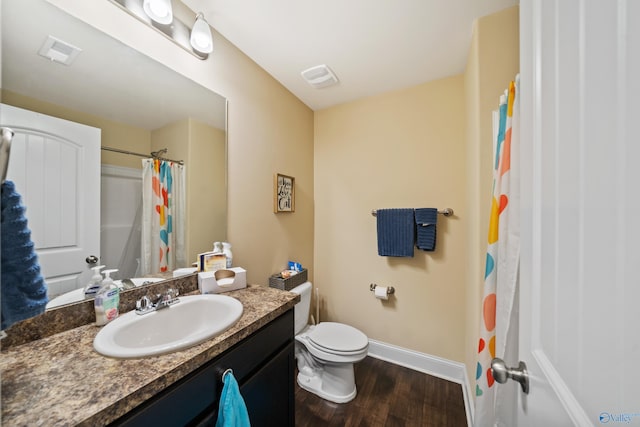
[374,286,389,300]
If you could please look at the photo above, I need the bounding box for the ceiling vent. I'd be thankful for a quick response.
[38,35,82,66]
[301,64,338,89]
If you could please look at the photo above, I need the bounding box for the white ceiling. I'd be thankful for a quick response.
[183,0,518,110]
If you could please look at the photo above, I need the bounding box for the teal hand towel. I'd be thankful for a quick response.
[216,370,251,427]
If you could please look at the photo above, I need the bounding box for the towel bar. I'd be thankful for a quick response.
[371,208,453,217]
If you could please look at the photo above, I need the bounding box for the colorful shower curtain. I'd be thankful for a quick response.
[141,159,186,275]
[475,77,520,426]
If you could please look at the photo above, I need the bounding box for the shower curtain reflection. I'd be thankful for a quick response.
[141,159,186,275]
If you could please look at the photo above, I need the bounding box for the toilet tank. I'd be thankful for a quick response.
[290,281,312,335]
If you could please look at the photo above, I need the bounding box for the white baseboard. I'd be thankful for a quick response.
[367,339,474,427]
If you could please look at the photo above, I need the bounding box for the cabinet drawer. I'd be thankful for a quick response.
[110,309,293,427]
[214,309,293,384]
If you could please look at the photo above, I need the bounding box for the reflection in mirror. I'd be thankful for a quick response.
[1,0,227,310]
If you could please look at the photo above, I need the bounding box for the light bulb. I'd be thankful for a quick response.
[143,0,173,25]
[190,13,213,54]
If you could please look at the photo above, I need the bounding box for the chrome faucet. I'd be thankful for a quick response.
[136,288,180,315]
[155,288,180,309]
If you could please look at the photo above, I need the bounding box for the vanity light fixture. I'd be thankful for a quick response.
[143,0,173,25]
[190,13,213,54]
[109,0,212,60]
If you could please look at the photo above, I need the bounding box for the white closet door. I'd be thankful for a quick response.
[1,103,101,298]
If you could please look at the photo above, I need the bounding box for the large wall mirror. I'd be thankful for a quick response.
[1,0,227,310]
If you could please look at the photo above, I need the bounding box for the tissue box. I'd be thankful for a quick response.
[268,268,307,291]
[198,267,246,294]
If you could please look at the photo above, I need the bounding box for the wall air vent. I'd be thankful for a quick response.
[301,64,339,89]
[38,35,82,65]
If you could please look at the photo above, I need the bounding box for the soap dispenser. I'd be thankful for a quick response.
[84,265,105,298]
[222,242,233,268]
[95,269,120,326]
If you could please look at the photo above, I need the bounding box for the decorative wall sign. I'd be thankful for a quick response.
[274,173,295,213]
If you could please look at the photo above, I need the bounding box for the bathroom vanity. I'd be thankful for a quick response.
[0,284,298,426]
[112,310,294,426]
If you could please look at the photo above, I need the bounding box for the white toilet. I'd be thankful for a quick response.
[290,281,369,403]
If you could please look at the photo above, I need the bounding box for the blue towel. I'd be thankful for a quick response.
[1,180,48,330]
[216,370,250,427]
[376,208,415,257]
[415,208,438,251]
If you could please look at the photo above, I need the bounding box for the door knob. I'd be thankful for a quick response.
[85,255,99,264]
[491,358,530,394]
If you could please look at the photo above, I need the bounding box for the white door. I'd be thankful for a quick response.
[511,1,640,425]
[0,104,101,299]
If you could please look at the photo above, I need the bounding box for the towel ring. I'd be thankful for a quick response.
[222,368,233,383]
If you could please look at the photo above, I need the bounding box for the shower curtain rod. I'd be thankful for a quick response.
[101,146,184,165]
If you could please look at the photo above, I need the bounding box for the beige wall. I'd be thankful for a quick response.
[313,4,518,370]
[186,119,227,263]
[151,120,190,170]
[48,0,315,285]
[1,89,150,169]
[314,75,468,362]
[210,28,315,283]
[464,6,519,389]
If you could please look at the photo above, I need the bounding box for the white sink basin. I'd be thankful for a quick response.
[93,294,243,358]
[46,278,164,309]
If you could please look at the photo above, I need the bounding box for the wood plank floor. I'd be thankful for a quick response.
[295,356,467,427]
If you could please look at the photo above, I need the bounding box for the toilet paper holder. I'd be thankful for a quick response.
[369,283,395,295]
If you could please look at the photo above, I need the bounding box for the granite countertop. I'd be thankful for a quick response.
[0,285,299,426]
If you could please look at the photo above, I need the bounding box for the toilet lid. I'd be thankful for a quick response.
[307,322,368,353]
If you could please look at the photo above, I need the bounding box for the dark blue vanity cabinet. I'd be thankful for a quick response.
[110,310,295,427]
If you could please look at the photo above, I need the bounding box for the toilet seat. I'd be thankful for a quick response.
[296,322,369,364]
[307,322,368,354]
[308,340,366,356]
